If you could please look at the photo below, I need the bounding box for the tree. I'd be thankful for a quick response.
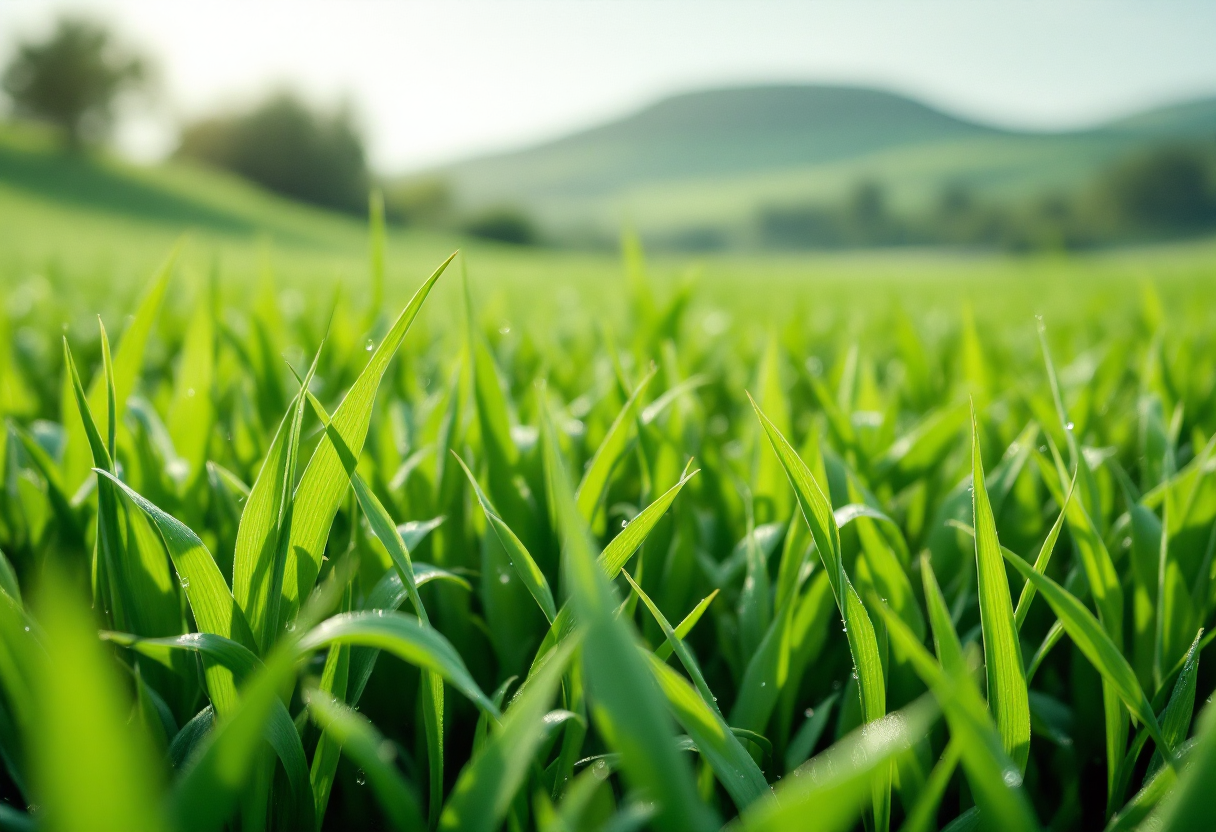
[1099,145,1216,233]
[177,92,368,213]
[463,206,538,245]
[2,17,147,148]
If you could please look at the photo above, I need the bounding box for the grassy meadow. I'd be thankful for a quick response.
[2,131,1216,832]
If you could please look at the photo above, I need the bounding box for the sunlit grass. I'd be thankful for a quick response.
[1,196,1215,831]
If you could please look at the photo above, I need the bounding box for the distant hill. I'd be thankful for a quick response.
[424,85,1216,239]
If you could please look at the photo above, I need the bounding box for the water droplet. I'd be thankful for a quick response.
[499,572,510,584]
[498,326,511,335]
[365,339,375,351]
[23,626,30,633]
[356,769,367,786]
[1122,537,1133,549]
[760,681,766,688]
[179,576,190,590]
[804,708,814,718]
[1002,769,1023,787]
[285,621,296,632]
[621,519,628,529]
[1065,421,1075,431]
[186,387,195,398]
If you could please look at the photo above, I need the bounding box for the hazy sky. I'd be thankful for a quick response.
[2,1,1216,172]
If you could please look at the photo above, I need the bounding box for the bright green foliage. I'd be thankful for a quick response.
[2,210,1216,832]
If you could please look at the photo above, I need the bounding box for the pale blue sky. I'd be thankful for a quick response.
[2,1,1215,171]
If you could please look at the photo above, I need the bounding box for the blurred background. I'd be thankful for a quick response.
[0,0,1214,255]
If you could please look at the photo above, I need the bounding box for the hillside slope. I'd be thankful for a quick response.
[0,124,470,295]
[430,85,1216,237]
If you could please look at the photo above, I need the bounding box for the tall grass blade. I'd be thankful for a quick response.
[542,401,715,831]
[970,409,1031,772]
[306,687,425,832]
[284,253,454,624]
[438,637,578,832]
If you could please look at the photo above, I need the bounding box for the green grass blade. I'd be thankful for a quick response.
[1026,621,1066,683]
[32,566,165,832]
[98,471,256,652]
[307,582,352,825]
[298,611,496,715]
[352,472,428,623]
[735,697,937,832]
[455,453,556,623]
[1137,696,1216,831]
[623,572,715,711]
[62,249,173,492]
[878,604,1040,832]
[623,568,770,808]
[232,348,320,654]
[729,603,791,734]
[170,633,301,831]
[101,630,315,829]
[438,637,578,832]
[1012,475,1074,629]
[306,687,425,832]
[646,654,771,811]
[598,462,699,579]
[575,365,656,522]
[538,464,699,654]
[1001,550,1168,753]
[899,739,963,832]
[284,253,454,623]
[1146,628,1202,777]
[166,293,214,488]
[654,590,718,661]
[970,409,1031,772]
[1104,757,1180,832]
[749,393,888,829]
[64,338,129,629]
[349,562,470,708]
[921,553,967,676]
[783,692,838,772]
[349,470,447,824]
[543,402,716,831]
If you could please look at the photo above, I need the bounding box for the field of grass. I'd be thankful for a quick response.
[3,134,1216,832]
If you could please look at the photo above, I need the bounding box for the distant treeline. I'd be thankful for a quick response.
[176,93,539,245]
[749,143,1216,252]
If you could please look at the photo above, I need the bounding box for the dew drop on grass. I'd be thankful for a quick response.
[179,576,190,590]
[1065,421,1075,431]
[365,339,375,351]
[356,769,367,786]
[499,572,510,584]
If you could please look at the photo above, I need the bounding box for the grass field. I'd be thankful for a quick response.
[2,132,1216,831]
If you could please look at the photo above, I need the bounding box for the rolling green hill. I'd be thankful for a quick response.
[430,85,1216,239]
[0,123,581,305]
